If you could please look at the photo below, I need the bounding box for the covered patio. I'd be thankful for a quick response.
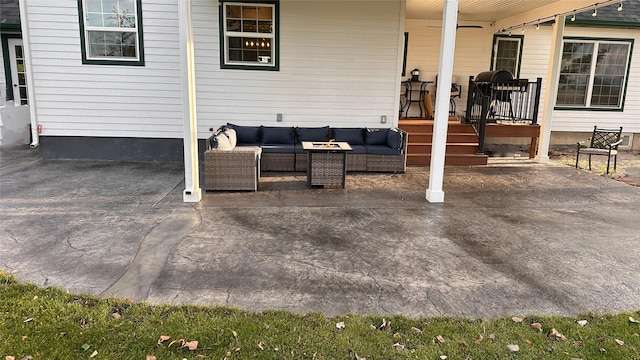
[176,0,627,203]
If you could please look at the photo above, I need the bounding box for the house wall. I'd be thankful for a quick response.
[192,0,404,132]
[23,0,184,140]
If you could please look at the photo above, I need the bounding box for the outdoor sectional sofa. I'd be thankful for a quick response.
[204,124,407,190]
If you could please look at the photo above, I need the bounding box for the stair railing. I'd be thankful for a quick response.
[465,76,489,154]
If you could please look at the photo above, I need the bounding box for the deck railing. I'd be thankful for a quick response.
[465,76,542,154]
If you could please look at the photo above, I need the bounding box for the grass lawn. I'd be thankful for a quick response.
[1,271,639,359]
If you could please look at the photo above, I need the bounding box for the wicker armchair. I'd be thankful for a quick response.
[204,146,262,191]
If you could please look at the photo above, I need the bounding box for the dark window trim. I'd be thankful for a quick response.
[1,33,22,102]
[490,34,524,78]
[218,0,280,71]
[77,0,145,66]
[554,36,633,111]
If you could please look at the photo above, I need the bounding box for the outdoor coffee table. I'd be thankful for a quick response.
[301,141,352,188]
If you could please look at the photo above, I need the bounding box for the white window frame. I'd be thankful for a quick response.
[492,35,523,77]
[79,0,144,65]
[556,38,631,110]
[220,1,278,70]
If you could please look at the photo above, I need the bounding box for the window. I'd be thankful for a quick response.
[78,0,144,65]
[491,35,523,77]
[556,38,632,110]
[220,1,279,70]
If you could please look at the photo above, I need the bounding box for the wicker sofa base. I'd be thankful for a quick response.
[261,153,296,172]
[366,154,406,173]
[204,147,261,191]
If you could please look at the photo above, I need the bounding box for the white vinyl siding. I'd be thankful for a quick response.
[23,0,183,138]
[519,26,640,133]
[192,0,404,132]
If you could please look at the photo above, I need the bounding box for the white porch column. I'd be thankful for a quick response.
[535,15,566,164]
[180,0,202,202]
[426,0,458,203]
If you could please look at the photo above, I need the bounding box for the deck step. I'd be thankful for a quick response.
[408,143,479,155]
[407,153,489,166]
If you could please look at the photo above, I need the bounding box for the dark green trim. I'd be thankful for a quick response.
[556,36,633,111]
[0,23,21,30]
[554,106,624,112]
[219,0,280,71]
[490,34,523,78]
[77,0,145,66]
[567,19,640,29]
[1,33,22,102]
[402,32,408,77]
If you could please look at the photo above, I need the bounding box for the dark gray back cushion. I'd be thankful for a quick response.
[365,128,390,145]
[331,128,364,145]
[261,126,294,144]
[387,128,403,150]
[296,126,330,142]
[226,123,260,144]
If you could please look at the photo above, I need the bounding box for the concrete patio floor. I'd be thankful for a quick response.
[1,146,639,319]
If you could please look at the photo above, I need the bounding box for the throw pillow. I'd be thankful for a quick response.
[214,133,233,150]
[224,128,237,148]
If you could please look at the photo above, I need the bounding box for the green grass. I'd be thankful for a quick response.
[1,270,639,359]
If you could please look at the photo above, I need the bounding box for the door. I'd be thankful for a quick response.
[8,38,28,106]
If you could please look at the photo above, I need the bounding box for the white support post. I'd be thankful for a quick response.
[180,0,202,202]
[535,15,565,164]
[426,0,458,203]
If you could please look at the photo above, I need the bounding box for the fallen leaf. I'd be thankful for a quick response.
[19,357,32,360]
[146,356,157,360]
[531,322,543,331]
[21,336,27,341]
[507,344,520,352]
[577,320,588,326]
[81,344,91,351]
[6,357,16,360]
[336,322,345,329]
[549,328,567,341]
[615,339,624,346]
[23,318,33,323]
[111,312,121,319]
[512,317,524,323]
[184,341,198,350]
[474,334,484,345]
[600,347,606,353]
[379,318,390,330]
[630,316,639,324]
[168,339,184,348]
[33,296,38,300]
[125,298,131,304]
[232,330,238,339]
[436,335,445,343]
[519,335,533,345]
[195,356,205,359]
[410,327,422,334]
[90,350,98,358]
[488,333,496,340]
[157,335,171,346]
[392,343,404,351]
[393,332,401,339]
[598,337,606,342]
[440,356,447,359]
[369,325,377,330]
[257,341,265,350]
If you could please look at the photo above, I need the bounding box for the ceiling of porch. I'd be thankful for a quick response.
[405,0,619,25]
[406,0,561,21]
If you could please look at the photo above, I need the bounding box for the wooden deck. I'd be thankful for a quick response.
[398,118,540,166]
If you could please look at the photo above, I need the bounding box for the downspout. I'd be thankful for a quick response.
[426,0,458,203]
[535,15,565,163]
[179,0,202,202]
[19,0,39,148]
